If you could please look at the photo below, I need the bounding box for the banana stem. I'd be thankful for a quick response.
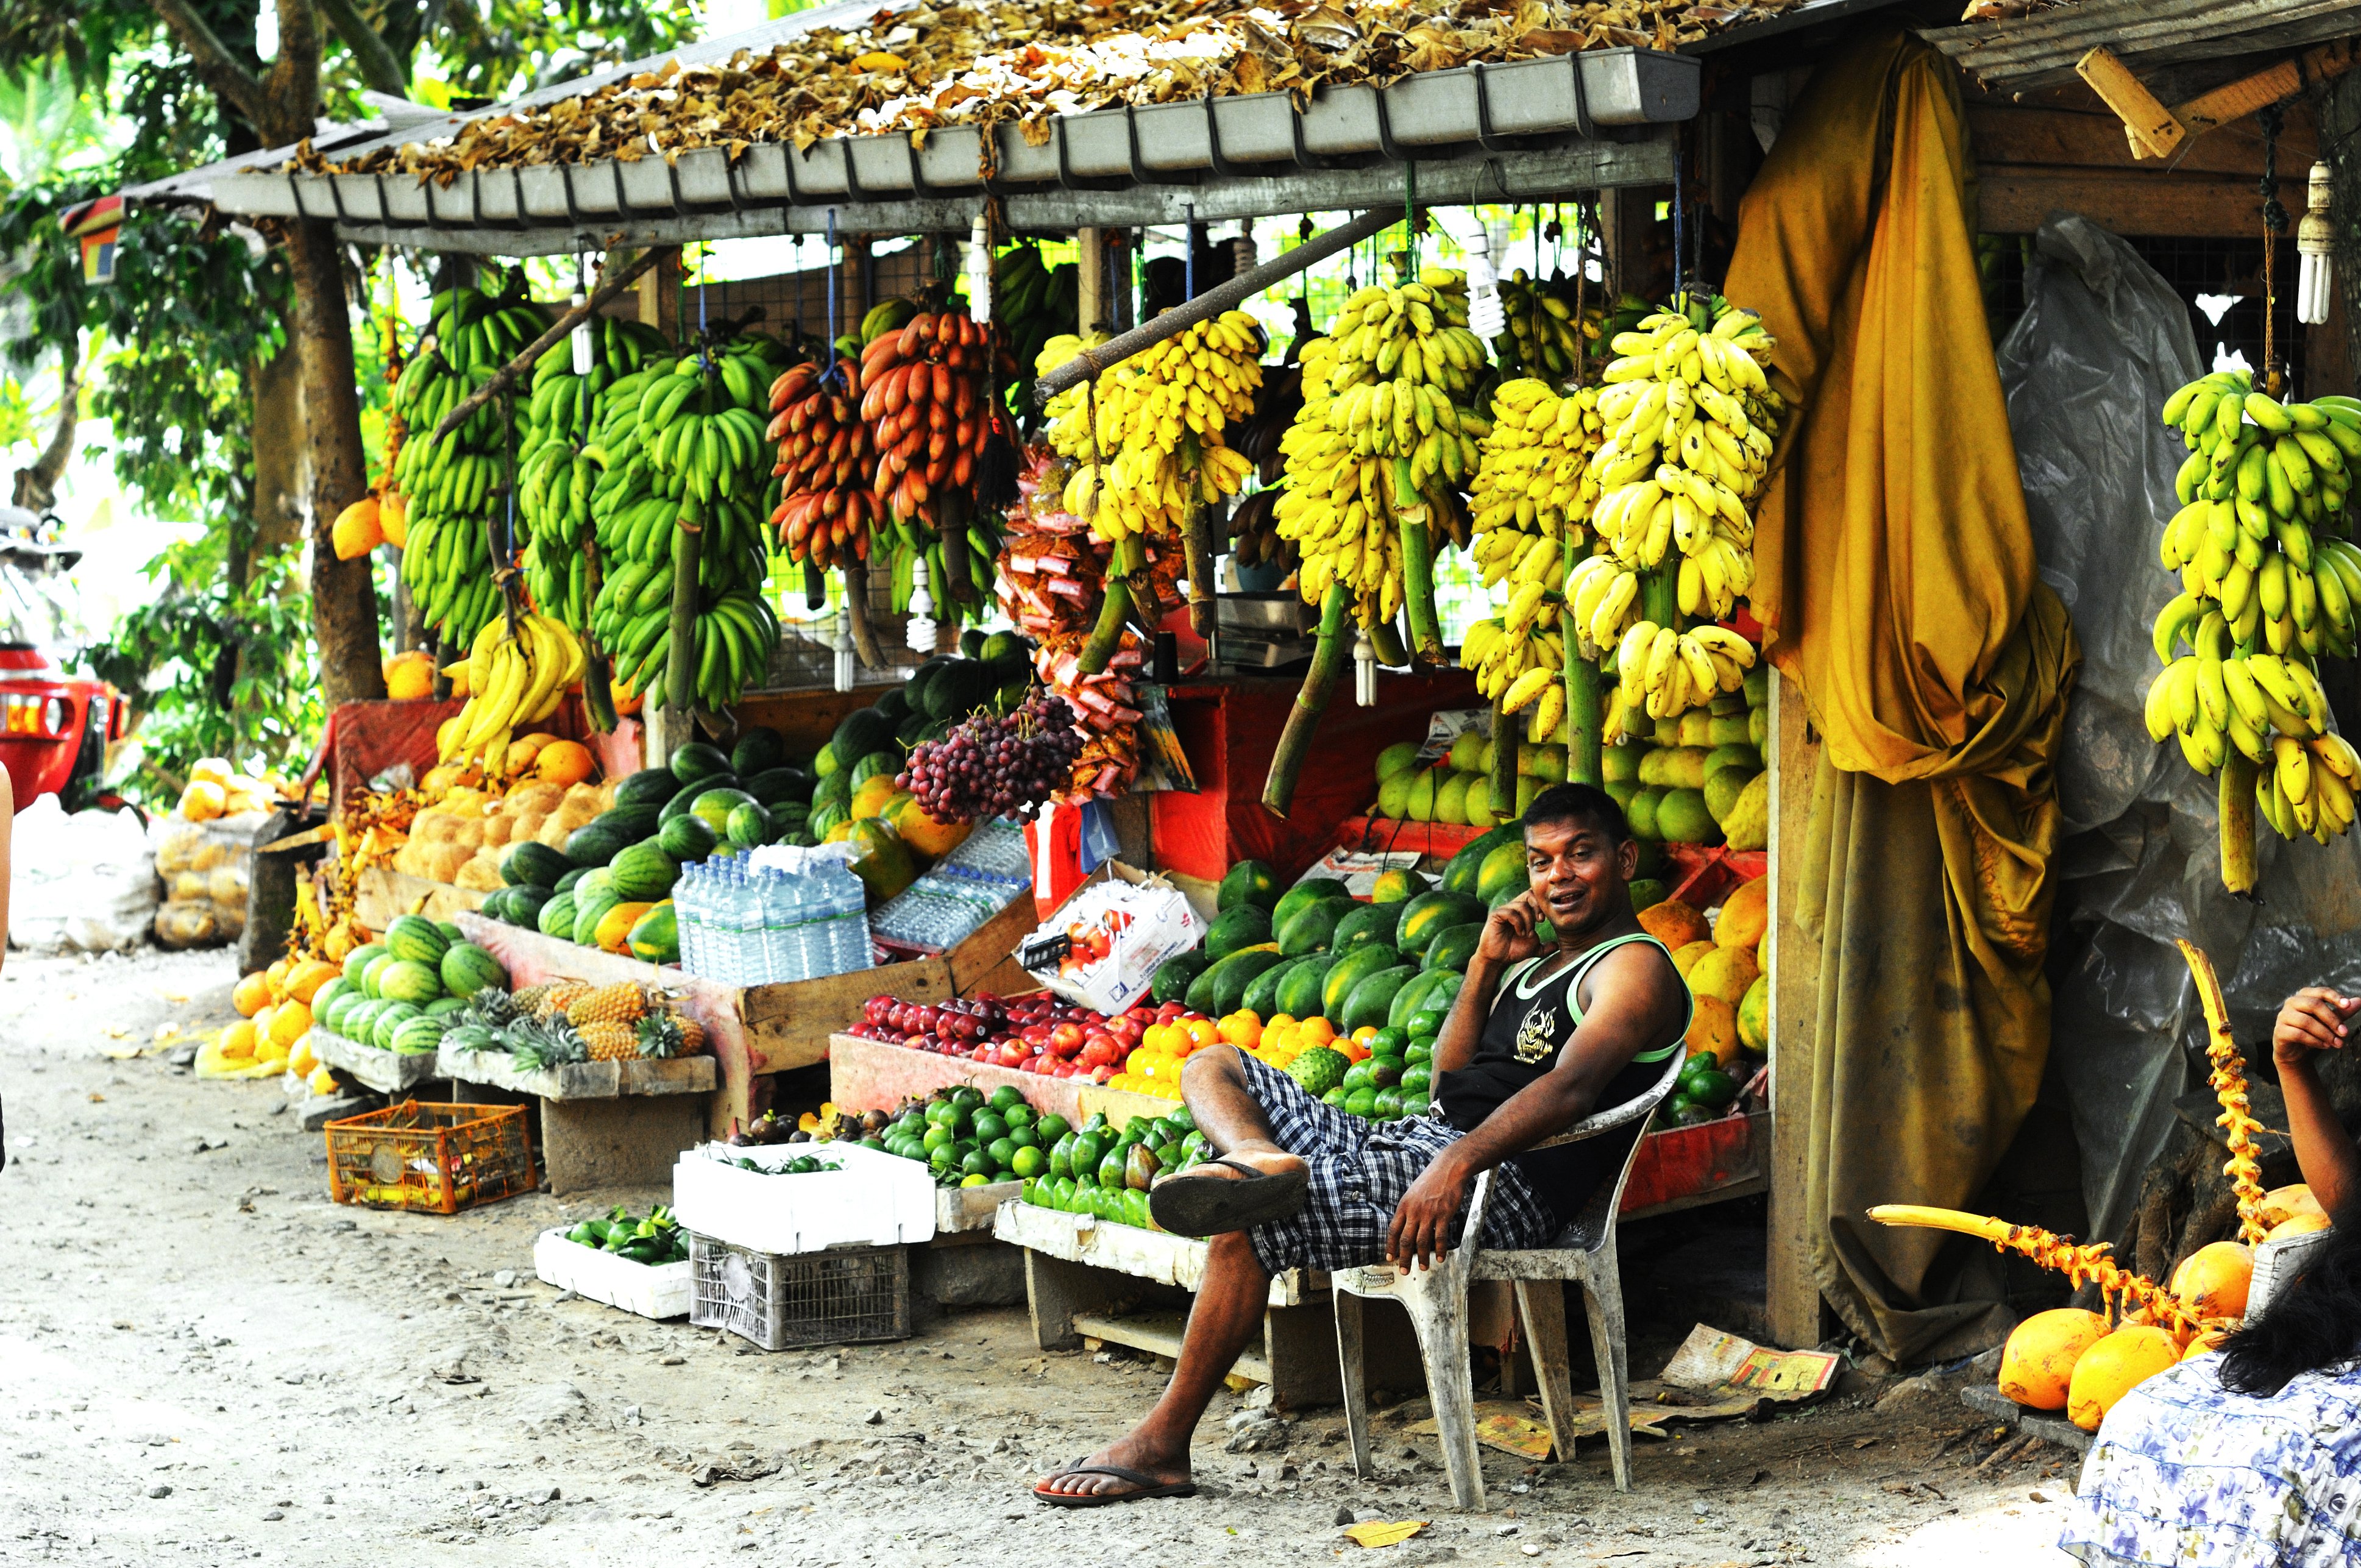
[2175,938,2274,1244]
[1184,500,1216,639]
[803,562,826,611]
[1489,694,1518,819]
[843,561,882,670]
[1641,565,1679,633]
[2220,756,2259,895]
[1263,581,1352,817]
[664,517,703,719]
[936,491,976,605]
[1567,644,1605,787]
[1867,1204,2197,1332]
[430,634,453,701]
[1399,461,1443,665]
[1371,615,1409,668]
[581,539,617,734]
[1079,534,1145,675]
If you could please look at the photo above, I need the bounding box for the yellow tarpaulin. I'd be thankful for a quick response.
[1724,27,2081,1363]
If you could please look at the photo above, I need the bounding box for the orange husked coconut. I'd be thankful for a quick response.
[1638,898,1711,951]
[1998,1308,2107,1411]
[2170,1241,2254,1322]
[2068,1326,2181,1431]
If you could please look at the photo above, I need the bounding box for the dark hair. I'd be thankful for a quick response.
[1521,782,1632,845]
[2216,1201,2361,1397]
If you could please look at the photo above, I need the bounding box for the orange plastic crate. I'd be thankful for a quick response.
[325,1100,536,1214]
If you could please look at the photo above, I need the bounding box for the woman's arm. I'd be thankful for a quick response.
[2270,987,2361,1215]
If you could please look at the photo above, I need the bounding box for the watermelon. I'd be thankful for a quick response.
[357,952,399,998]
[670,741,733,784]
[341,942,387,988]
[1152,951,1212,1006]
[730,726,787,776]
[338,998,386,1040]
[564,821,631,869]
[390,1016,445,1055]
[497,885,553,928]
[368,1001,422,1052]
[612,767,682,809]
[573,884,622,947]
[423,996,467,1018]
[500,838,564,887]
[659,777,717,825]
[608,841,681,901]
[537,890,578,940]
[439,942,507,998]
[725,800,775,850]
[829,708,895,772]
[375,959,443,1007]
[382,913,450,966]
[627,903,680,965]
[309,977,352,1021]
[657,813,719,862]
[553,867,589,893]
[743,767,813,808]
[692,787,758,835]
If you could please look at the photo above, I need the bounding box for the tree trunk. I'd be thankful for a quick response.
[11,337,82,512]
[247,331,306,577]
[288,218,385,704]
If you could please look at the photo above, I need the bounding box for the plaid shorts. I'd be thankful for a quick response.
[1236,1052,1560,1275]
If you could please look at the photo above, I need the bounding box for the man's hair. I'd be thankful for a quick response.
[1521,782,1632,845]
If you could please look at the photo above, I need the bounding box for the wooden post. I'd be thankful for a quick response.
[1764,666,1827,1349]
[1076,226,1110,335]
[2075,46,2184,160]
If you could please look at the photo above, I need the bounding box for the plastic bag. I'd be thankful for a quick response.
[1021,868,1201,1015]
[150,809,269,949]
[7,795,160,953]
[1998,215,2361,1243]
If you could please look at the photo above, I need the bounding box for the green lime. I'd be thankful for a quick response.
[1012,1144,1045,1179]
[951,1087,985,1114]
[922,1124,954,1153]
[1401,1064,1432,1096]
[1407,1008,1448,1038]
[925,1100,956,1127]
[1007,1125,1039,1150]
[1035,1113,1072,1144]
[928,1142,956,1171]
[989,1084,1025,1113]
[988,1137,1018,1169]
[893,1111,927,1137]
[1371,1026,1408,1058]
[961,1171,992,1187]
[1341,1061,1375,1094]
[972,1110,1009,1144]
[1368,1057,1404,1089]
[960,1149,994,1179]
[1344,1086,1379,1118]
[1003,1103,1035,1131]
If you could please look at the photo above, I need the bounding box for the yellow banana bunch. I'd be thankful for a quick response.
[1587,294,1783,619]
[1469,377,1602,591]
[1610,619,1756,723]
[1492,269,1601,383]
[1043,314,1264,541]
[438,611,588,771]
[1463,615,1569,740]
[1565,551,1641,655]
[2256,731,2361,843]
[1274,269,1492,645]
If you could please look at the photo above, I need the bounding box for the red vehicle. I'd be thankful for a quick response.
[0,506,127,812]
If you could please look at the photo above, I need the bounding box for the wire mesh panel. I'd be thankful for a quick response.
[689,1233,911,1350]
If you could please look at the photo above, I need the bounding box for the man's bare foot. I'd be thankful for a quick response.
[1034,1429,1193,1501]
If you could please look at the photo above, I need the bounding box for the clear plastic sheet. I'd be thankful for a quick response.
[1997,215,2361,1245]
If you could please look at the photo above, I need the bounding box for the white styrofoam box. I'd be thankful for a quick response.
[533,1229,692,1320]
[670,1140,937,1256]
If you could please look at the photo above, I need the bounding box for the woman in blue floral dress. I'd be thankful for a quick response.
[2058,985,2361,1567]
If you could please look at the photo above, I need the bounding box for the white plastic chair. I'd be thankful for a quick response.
[1331,1051,1688,1510]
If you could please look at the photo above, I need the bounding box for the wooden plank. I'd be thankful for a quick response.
[1964,99,2316,180]
[993,1199,1315,1306]
[1764,667,1825,1350]
[1076,227,1110,336]
[439,1046,717,1101]
[2073,46,2182,159]
[2176,39,2360,138]
[310,1028,438,1094]
[942,890,1037,999]
[355,865,490,930]
[729,682,906,756]
[1074,1308,1274,1386]
[1923,0,2360,88]
[827,1031,1176,1130]
[1976,169,2290,237]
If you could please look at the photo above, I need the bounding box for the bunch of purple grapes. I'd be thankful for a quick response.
[898,692,1085,823]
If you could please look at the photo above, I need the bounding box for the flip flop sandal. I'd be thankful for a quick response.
[1148,1156,1308,1238]
[1033,1463,1200,1508]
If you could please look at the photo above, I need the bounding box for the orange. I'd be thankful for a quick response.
[1296,1016,1335,1048]
[1218,1014,1261,1049]
[1351,1026,1378,1045]
[1184,1017,1219,1051]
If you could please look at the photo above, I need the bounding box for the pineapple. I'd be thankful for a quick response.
[511,982,555,1017]
[579,1020,641,1062]
[567,982,646,1028]
[506,1015,588,1072]
[635,1012,686,1059]
[538,981,591,1021]
[467,988,520,1030]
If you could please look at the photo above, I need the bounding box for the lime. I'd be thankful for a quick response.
[1344,1086,1379,1118]
[928,1142,956,1171]
[951,1087,985,1114]
[989,1084,1025,1113]
[1003,1103,1035,1131]
[1035,1113,1072,1144]
[1406,1008,1448,1038]
[893,1111,927,1137]
[922,1124,954,1153]
[960,1171,992,1187]
[925,1100,956,1127]
[1401,1064,1432,1096]
[960,1148,994,1179]
[1012,1144,1045,1179]
[1007,1124,1039,1150]
[988,1136,1018,1169]
[1371,1026,1408,1058]
[972,1110,1009,1144]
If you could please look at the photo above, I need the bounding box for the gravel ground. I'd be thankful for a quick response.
[1,945,2088,1566]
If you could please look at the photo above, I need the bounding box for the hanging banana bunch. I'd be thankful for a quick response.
[1588,296,1782,625]
[437,611,588,770]
[1608,618,1758,728]
[1273,269,1493,658]
[1491,269,1601,384]
[995,243,1081,419]
[391,283,549,650]
[1042,311,1264,541]
[2146,371,2361,879]
[768,355,882,571]
[516,316,673,630]
[584,330,792,712]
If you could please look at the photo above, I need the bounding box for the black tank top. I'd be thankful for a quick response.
[1433,933,1689,1227]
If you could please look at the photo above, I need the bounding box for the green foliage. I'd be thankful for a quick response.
[83,539,322,801]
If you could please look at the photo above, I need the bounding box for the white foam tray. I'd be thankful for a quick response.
[533,1228,694,1319]
[670,1140,937,1255]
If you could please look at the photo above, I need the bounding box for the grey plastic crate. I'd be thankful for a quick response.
[689,1232,910,1351]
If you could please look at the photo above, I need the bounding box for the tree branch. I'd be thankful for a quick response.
[143,0,272,129]
[314,0,410,99]
[430,247,672,443]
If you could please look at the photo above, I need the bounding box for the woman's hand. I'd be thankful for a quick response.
[1477,890,1547,967]
[2272,987,2356,1068]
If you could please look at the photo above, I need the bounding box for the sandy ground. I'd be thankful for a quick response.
[0,946,2092,1567]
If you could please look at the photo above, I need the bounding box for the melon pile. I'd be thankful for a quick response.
[202,955,344,1088]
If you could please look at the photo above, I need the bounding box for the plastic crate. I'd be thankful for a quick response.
[325,1100,535,1215]
[689,1232,910,1351]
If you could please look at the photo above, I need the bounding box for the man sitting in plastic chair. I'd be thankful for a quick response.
[1034,782,1691,1506]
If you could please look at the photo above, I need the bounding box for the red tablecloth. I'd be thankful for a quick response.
[305,698,642,808]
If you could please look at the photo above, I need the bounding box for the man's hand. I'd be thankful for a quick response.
[1477,891,1547,967]
[2274,987,2357,1067]
[1386,1151,1475,1271]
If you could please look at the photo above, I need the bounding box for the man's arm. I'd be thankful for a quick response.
[1386,943,1683,1268]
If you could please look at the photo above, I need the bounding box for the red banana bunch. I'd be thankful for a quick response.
[858,311,1007,526]
[767,357,881,569]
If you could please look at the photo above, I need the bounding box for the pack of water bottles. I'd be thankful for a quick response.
[872,822,1034,953]
[671,847,875,986]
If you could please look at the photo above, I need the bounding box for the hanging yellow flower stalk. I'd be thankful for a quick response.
[1866,1205,2199,1335]
[2174,938,2272,1245]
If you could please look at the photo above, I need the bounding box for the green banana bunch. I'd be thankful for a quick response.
[517,315,673,631]
[875,508,1001,629]
[993,242,1081,414]
[586,331,795,711]
[391,282,552,649]
[1588,291,1782,625]
[1273,268,1493,659]
[1491,269,1600,384]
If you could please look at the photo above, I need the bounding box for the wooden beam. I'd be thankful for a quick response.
[2076,45,2184,159]
[1764,666,1826,1350]
[2175,38,2361,139]
[1976,169,2293,236]
[1965,99,2315,180]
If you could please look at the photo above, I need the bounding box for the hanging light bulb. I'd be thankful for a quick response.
[1353,628,1377,708]
[906,555,937,653]
[2299,160,2335,327]
[967,215,992,325]
[569,254,594,376]
[833,613,856,694]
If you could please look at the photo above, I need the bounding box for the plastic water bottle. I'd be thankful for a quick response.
[764,867,804,985]
[719,863,750,986]
[829,862,873,974]
[676,864,705,977]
